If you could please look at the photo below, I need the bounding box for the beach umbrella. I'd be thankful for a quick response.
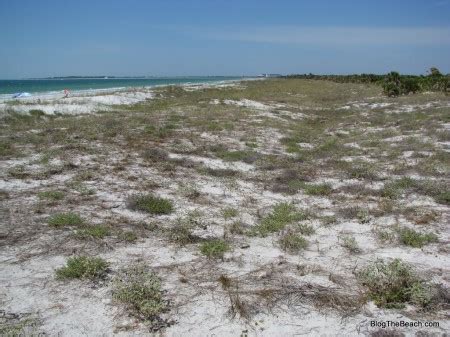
[12,92,31,98]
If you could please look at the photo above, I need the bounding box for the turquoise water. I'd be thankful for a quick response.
[0,77,243,96]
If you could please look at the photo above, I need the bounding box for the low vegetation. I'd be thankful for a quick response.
[127,194,174,215]
[253,202,308,236]
[56,256,109,280]
[398,228,438,248]
[2,76,448,335]
[112,264,168,325]
[48,212,84,228]
[278,231,308,253]
[302,183,332,196]
[340,236,361,253]
[38,190,64,201]
[222,207,239,219]
[358,259,434,308]
[297,223,315,236]
[74,225,110,239]
[199,239,230,259]
[168,217,199,245]
[286,67,449,96]
[119,230,138,242]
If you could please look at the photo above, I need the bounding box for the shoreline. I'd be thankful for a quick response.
[0,78,260,115]
[0,77,255,101]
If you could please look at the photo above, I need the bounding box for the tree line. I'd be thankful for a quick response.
[285,68,449,96]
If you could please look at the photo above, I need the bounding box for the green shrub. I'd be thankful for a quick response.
[358,259,433,308]
[144,125,173,139]
[56,256,108,280]
[382,82,400,97]
[113,264,166,320]
[200,239,230,259]
[127,194,174,215]
[382,72,420,96]
[48,212,83,228]
[398,228,438,248]
[279,231,308,253]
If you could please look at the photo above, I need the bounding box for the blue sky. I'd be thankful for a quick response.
[1,0,449,78]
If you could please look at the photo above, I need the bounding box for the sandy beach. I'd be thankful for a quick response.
[0,78,449,336]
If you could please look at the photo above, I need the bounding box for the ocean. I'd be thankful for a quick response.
[0,76,243,97]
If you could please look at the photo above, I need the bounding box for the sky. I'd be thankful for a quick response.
[1,0,449,78]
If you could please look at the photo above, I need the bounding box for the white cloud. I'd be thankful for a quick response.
[195,26,450,46]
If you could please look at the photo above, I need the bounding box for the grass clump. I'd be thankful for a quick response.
[127,194,174,215]
[303,183,332,196]
[168,217,199,245]
[321,215,337,226]
[254,202,308,237]
[297,223,315,236]
[0,315,41,336]
[340,236,361,253]
[200,239,230,259]
[228,221,245,235]
[142,148,169,161]
[29,109,45,117]
[436,191,450,205]
[75,225,110,239]
[119,231,138,242]
[222,207,238,219]
[279,231,308,253]
[8,165,30,179]
[215,150,259,163]
[357,209,370,224]
[48,212,83,228]
[113,264,167,322]
[203,167,239,178]
[56,256,108,280]
[374,229,397,244]
[348,162,378,180]
[358,259,433,308]
[38,190,64,201]
[0,141,17,157]
[380,177,449,205]
[398,228,438,248]
[381,177,417,199]
[144,124,173,139]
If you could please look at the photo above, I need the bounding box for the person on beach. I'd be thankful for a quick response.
[63,89,70,98]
